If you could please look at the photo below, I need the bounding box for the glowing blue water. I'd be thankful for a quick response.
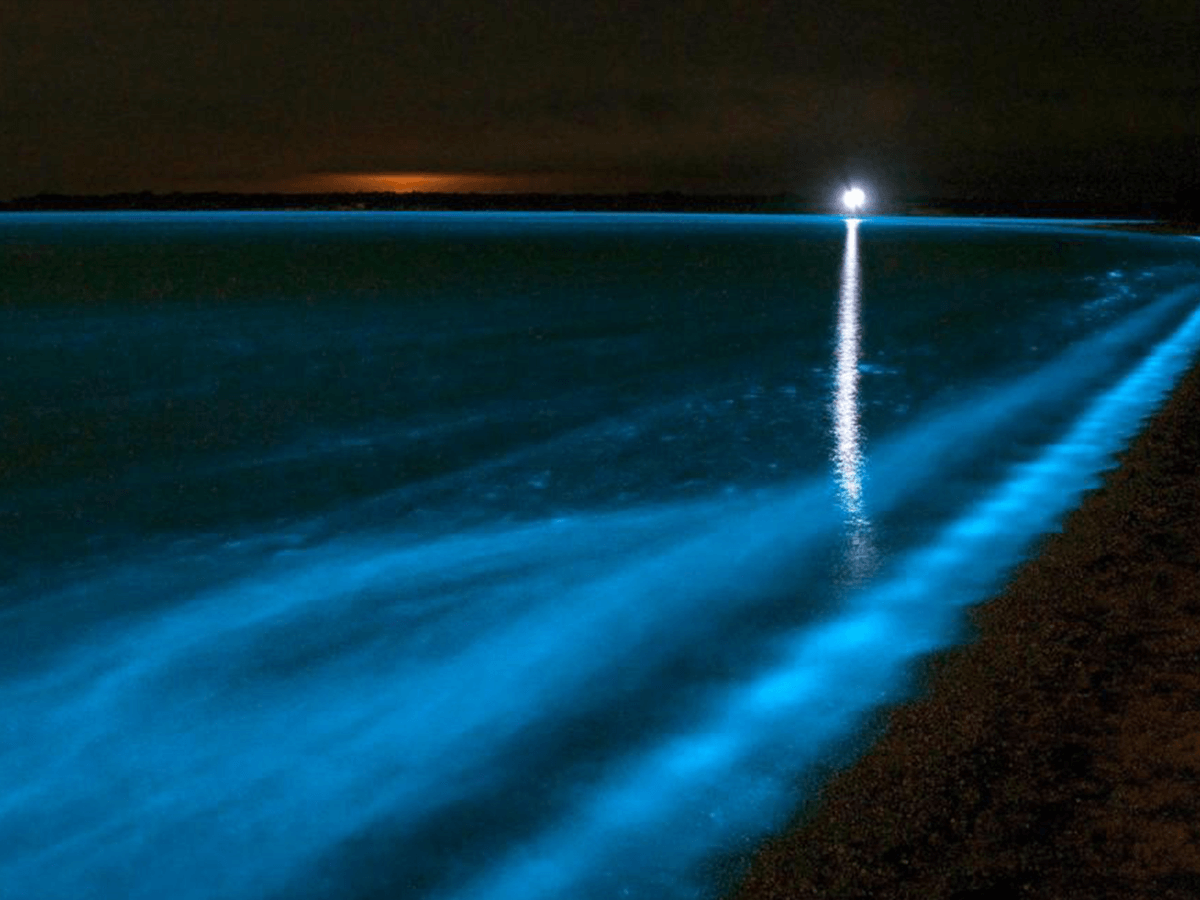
[2,213,1198,899]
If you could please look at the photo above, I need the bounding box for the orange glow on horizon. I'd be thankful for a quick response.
[269,171,564,194]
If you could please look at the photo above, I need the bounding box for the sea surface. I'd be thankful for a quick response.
[2,212,1199,900]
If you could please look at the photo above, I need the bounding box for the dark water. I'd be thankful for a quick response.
[2,212,1198,899]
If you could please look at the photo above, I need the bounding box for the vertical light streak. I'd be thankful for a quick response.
[832,218,875,580]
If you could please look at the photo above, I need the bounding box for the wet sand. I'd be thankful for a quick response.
[734,357,1200,899]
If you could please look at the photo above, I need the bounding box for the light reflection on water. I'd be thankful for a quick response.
[831,218,876,582]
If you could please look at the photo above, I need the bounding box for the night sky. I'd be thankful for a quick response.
[2,0,1196,204]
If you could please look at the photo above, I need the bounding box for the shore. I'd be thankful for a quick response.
[733,355,1200,899]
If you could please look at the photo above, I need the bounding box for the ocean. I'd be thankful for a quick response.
[2,212,1199,899]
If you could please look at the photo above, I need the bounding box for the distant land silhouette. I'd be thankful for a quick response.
[1,190,1196,223]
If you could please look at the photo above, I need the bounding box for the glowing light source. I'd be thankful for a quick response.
[842,187,866,213]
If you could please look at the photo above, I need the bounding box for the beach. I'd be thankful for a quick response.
[734,355,1200,898]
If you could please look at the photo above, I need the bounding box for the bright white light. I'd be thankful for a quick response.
[842,187,866,212]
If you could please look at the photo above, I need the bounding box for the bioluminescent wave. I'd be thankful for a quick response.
[1,213,1197,900]
[444,278,1200,900]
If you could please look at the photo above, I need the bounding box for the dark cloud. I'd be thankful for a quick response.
[1,0,1196,200]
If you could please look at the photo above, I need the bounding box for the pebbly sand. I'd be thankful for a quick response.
[732,355,1200,899]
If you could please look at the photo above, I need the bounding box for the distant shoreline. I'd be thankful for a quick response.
[1,191,1195,226]
[1080,220,1200,237]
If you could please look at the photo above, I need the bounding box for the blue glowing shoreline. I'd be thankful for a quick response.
[1,214,1197,900]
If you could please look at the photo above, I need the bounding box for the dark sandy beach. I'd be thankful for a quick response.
[734,354,1200,899]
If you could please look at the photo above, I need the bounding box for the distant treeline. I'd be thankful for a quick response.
[0,191,801,214]
[1,190,1196,221]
